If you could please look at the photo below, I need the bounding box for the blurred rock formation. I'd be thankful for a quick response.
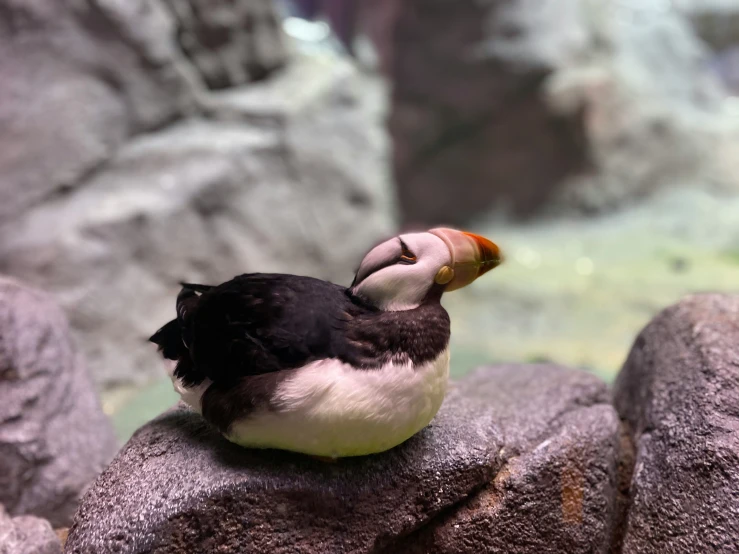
[0,279,118,528]
[361,0,739,225]
[0,0,395,390]
[0,505,62,554]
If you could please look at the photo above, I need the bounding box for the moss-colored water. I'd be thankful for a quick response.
[446,188,739,380]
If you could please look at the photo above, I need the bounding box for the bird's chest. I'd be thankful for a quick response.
[228,347,451,457]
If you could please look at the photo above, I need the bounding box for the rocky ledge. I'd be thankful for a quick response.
[63,294,739,554]
[0,505,62,554]
[0,279,118,529]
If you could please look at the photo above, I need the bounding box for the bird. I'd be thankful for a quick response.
[149,228,502,458]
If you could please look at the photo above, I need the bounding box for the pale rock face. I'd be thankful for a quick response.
[0,279,118,528]
[0,0,396,390]
[363,0,739,223]
[0,505,62,554]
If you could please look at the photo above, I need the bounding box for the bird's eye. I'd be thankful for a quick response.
[399,240,417,264]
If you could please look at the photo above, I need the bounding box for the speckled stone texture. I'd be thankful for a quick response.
[161,0,287,89]
[0,279,118,528]
[390,366,629,554]
[0,505,62,554]
[614,294,739,554]
[64,364,626,553]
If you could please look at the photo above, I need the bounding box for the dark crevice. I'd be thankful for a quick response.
[609,421,637,554]
[377,474,502,554]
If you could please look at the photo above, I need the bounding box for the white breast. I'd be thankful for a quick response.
[169,349,451,458]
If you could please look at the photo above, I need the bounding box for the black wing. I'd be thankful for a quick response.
[171,274,365,386]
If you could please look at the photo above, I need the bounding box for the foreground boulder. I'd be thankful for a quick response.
[0,279,118,528]
[614,294,739,553]
[65,364,624,553]
[0,505,62,554]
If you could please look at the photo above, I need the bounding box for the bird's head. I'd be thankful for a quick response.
[350,228,502,311]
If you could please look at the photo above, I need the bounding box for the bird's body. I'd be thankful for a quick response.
[151,228,501,458]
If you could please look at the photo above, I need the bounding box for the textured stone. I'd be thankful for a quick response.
[0,505,61,554]
[390,365,628,554]
[64,393,503,553]
[0,279,118,528]
[614,294,739,554]
[0,53,395,390]
[162,0,287,89]
[64,364,625,553]
[0,0,192,226]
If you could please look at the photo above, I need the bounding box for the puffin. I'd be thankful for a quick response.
[150,228,502,458]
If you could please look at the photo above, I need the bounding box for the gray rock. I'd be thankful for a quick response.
[0,52,396,390]
[363,0,591,225]
[614,294,739,554]
[546,0,734,214]
[0,279,118,528]
[64,364,626,553]
[0,505,61,554]
[391,364,629,553]
[678,0,739,50]
[0,0,193,226]
[162,0,287,89]
[364,0,735,224]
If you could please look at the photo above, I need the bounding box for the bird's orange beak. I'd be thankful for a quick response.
[429,228,503,291]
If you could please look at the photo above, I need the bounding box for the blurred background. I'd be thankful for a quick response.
[2,0,739,441]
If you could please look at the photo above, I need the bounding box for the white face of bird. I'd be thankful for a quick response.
[350,228,502,311]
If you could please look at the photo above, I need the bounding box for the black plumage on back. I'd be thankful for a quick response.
[150,274,451,390]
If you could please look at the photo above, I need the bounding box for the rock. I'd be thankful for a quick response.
[0,0,193,226]
[64,364,626,553]
[0,52,395,390]
[613,294,739,553]
[678,0,739,51]
[363,0,591,225]
[0,279,118,528]
[390,365,629,554]
[0,505,62,554]
[546,0,735,214]
[161,0,287,89]
[364,0,737,225]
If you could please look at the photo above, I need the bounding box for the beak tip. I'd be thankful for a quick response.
[463,231,502,275]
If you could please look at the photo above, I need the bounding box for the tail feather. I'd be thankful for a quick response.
[149,320,183,361]
[150,282,213,386]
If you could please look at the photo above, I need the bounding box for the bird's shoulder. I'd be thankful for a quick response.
[187,273,370,381]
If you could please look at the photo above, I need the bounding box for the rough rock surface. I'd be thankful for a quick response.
[364,0,590,225]
[0,279,118,528]
[614,294,739,554]
[0,8,395,389]
[391,365,629,554]
[0,505,62,554]
[162,0,287,89]
[64,364,625,553]
[0,0,192,225]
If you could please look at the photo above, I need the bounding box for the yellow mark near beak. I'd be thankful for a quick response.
[430,228,503,291]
